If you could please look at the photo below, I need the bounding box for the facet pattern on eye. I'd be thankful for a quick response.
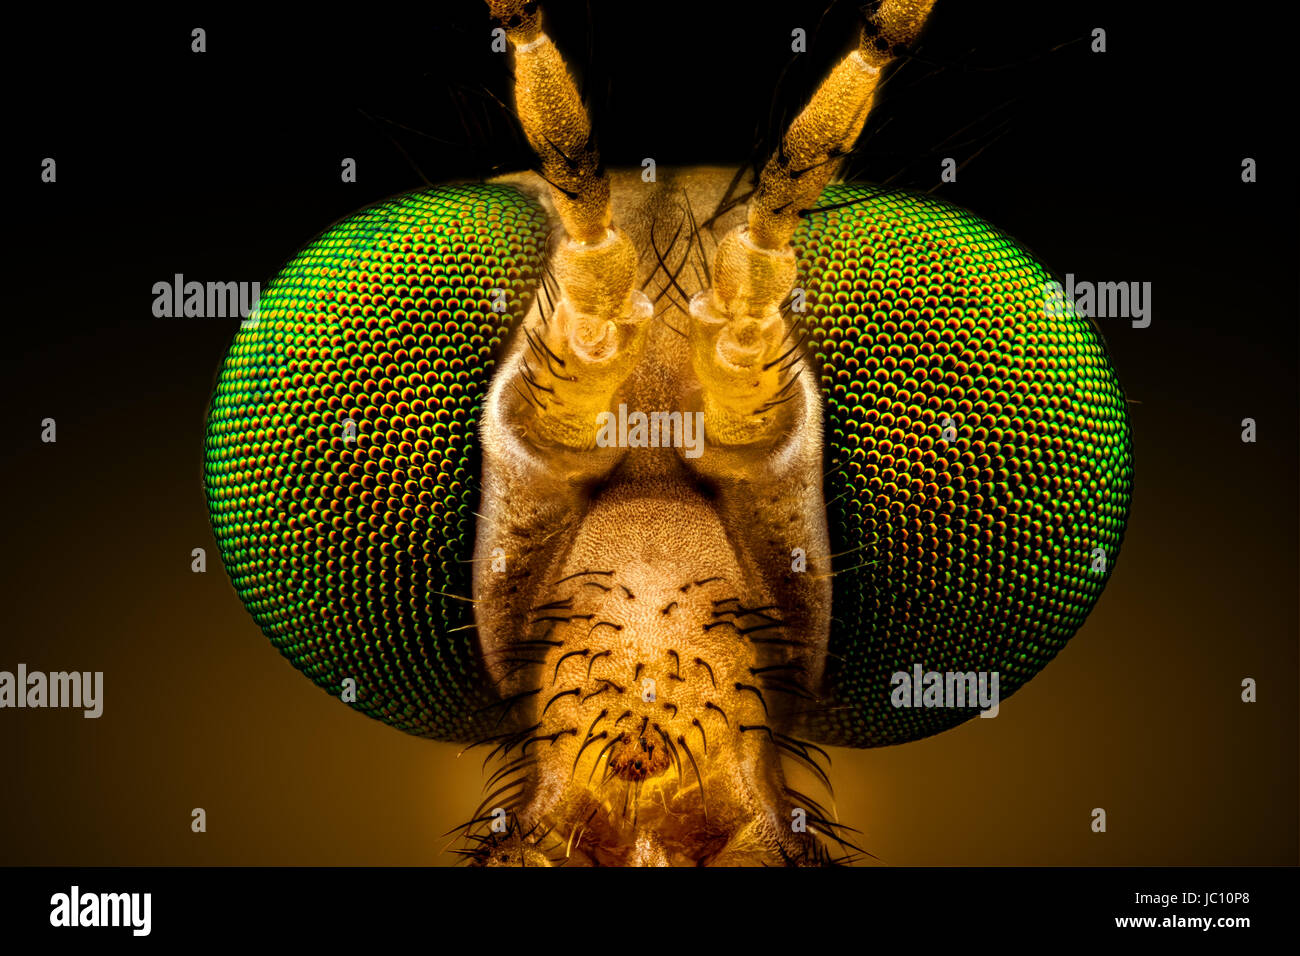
[793,183,1134,748]
[204,184,549,741]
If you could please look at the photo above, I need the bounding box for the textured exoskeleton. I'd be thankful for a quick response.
[204,0,1132,865]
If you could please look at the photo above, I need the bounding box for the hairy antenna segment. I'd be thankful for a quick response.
[690,0,937,444]
[486,0,652,449]
[485,0,608,242]
[748,0,937,249]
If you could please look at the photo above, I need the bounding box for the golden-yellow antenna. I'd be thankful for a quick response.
[694,0,938,444]
[486,0,651,449]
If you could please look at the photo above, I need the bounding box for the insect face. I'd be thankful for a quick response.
[204,0,1131,866]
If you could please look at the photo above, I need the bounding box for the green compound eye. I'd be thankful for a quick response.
[204,184,549,741]
[792,184,1133,747]
[203,177,1132,752]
